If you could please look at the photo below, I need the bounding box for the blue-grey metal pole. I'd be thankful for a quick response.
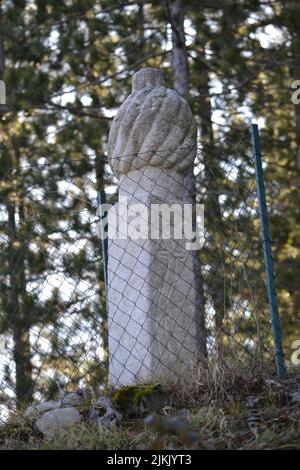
[251,123,285,378]
[99,189,108,287]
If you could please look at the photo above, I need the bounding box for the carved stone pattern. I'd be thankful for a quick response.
[108,68,197,177]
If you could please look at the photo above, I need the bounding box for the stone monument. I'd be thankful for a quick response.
[107,67,202,386]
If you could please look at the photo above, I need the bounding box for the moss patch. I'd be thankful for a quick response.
[112,384,167,418]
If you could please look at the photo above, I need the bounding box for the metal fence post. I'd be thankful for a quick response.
[251,123,286,378]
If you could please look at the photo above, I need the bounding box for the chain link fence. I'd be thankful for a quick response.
[0,125,284,420]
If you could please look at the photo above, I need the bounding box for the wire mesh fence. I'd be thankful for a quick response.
[0,156,108,420]
[199,128,274,370]
[0,125,284,420]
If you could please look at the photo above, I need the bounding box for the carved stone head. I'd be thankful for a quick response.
[108,67,197,177]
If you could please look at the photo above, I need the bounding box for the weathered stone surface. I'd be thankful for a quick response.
[25,400,62,419]
[61,389,87,407]
[108,67,196,177]
[290,391,300,403]
[94,397,122,429]
[107,67,199,386]
[35,407,81,437]
[25,389,88,420]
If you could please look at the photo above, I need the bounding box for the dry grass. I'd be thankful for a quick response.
[163,359,267,407]
[0,362,299,450]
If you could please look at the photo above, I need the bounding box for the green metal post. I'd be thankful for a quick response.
[251,123,285,378]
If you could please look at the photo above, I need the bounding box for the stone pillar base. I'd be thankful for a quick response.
[107,168,198,386]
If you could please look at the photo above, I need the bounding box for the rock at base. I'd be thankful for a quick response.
[25,400,62,419]
[35,407,81,438]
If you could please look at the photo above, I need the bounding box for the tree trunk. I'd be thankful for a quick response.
[0,4,4,75]
[166,0,189,99]
[0,31,4,75]
[283,1,300,189]
[167,0,207,359]
[291,32,300,189]
[196,44,227,350]
[295,104,300,182]
[7,187,33,407]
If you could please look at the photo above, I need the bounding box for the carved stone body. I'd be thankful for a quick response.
[107,68,199,386]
